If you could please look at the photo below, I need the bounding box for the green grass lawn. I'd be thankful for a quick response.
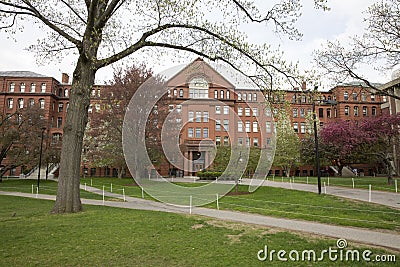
[81,178,400,231]
[0,195,398,267]
[273,176,398,193]
[0,179,116,200]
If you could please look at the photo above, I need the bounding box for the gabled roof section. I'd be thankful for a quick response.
[163,58,257,90]
[0,71,49,78]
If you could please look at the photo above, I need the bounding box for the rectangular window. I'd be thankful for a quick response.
[176,105,182,113]
[216,120,221,131]
[252,121,258,132]
[265,108,271,117]
[371,94,375,101]
[238,137,243,146]
[188,111,194,122]
[253,137,259,147]
[195,128,201,138]
[18,98,24,109]
[238,107,243,116]
[168,105,174,112]
[223,106,229,115]
[215,106,221,114]
[353,93,358,101]
[196,111,202,122]
[188,128,194,138]
[246,137,250,147]
[223,119,229,131]
[238,121,243,132]
[223,136,229,146]
[58,103,64,112]
[57,117,63,128]
[253,93,257,102]
[266,121,272,133]
[179,89,184,97]
[318,108,324,118]
[203,111,209,122]
[203,128,209,138]
[216,136,221,145]
[7,98,13,109]
[252,107,258,117]
[266,138,271,146]
[300,108,305,118]
[293,122,298,133]
[293,108,298,118]
[362,106,367,116]
[327,108,331,118]
[245,121,251,132]
[300,122,306,134]
[245,108,251,116]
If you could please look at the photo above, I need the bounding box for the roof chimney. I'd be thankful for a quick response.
[62,73,69,84]
[301,81,306,90]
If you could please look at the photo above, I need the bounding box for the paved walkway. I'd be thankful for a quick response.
[1,188,399,251]
[165,177,400,209]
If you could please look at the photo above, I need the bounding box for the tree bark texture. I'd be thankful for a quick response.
[52,57,95,213]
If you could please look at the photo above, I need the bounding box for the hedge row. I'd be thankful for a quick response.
[196,171,222,180]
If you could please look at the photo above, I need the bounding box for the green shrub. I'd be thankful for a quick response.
[196,171,222,180]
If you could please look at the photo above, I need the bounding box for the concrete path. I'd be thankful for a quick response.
[1,188,399,251]
[165,177,400,209]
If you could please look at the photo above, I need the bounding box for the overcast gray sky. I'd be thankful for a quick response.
[0,0,389,88]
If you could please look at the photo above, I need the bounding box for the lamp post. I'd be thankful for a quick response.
[312,100,322,194]
[37,127,46,189]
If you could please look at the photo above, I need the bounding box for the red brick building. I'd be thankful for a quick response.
[0,61,389,178]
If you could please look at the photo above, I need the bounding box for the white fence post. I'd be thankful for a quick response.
[395,179,398,193]
[368,184,371,202]
[216,194,219,210]
[102,185,105,205]
[189,195,192,214]
[123,188,126,202]
[141,187,144,199]
[324,182,327,194]
[352,178,354,189]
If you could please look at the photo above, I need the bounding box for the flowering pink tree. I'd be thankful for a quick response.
[320,114,400,184]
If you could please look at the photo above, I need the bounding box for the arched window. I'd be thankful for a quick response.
[362,106,368,116]
[41,83,46,93]
[372,106,377,116]
[189,77,208,99]
[214,90,218,98]
[344,91,349,101]
[39,98,45,109]
[248,93,252,101]
[28,98,35,107]
[226,90,230,99]
[9,82,15,92]
[344,106,350,116]
[354,106,359,116]
[353,92,358,101]
[58,89,63,97]
[7,98,13,109]
[253,93,257,102]
[179,89,184,97]
[64,89,69,97]
[30,83,36,92]
[242,93,247,101]
[361,92,366,101]
[220,90,224,99]
[238,93,242,101]
[18,98,24,109]
[20,83,25,92]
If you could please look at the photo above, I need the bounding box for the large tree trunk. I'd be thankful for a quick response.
[52,57,96,213]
